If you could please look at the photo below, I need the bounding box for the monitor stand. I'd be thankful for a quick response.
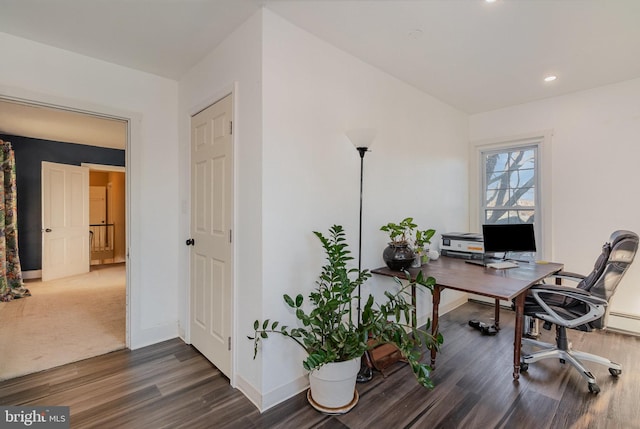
[464,252,507,267]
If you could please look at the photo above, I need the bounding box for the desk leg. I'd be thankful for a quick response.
[430,285,441,369]
[513,293,525,380]
[494,298,501,330]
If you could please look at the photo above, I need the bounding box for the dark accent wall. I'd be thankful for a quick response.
[1,134,125,271]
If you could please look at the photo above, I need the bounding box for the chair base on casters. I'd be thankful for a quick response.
[520,326,622,394]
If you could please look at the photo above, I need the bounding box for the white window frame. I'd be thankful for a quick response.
[469,131,553,260]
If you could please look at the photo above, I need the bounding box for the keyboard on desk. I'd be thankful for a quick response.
[487,261,519,269]
[465,259,519,269]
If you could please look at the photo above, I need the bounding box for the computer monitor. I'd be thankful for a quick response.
[482,223,536,254]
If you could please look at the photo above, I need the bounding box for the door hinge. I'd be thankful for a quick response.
[229,229,232,243]
[230,121,233,135]
[228,337,231,351]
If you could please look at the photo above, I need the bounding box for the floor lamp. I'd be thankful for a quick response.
[345,128,376,383]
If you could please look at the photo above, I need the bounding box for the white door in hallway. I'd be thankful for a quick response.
[42,161,89,281]
[190,94,233,378]
[89,186,107,225]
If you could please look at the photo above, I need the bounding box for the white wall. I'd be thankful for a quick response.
[177,11,264,405]
[257,10,469,410]
[176,9,468,411]
[0,31,181,348]
[469,77,640,333]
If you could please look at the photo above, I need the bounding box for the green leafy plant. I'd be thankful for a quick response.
[380,217,417,245]
[414,228,436,250]
[381,218,435,250]
[248,224,443,388]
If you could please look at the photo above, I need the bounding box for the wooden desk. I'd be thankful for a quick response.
[372,257,563,379]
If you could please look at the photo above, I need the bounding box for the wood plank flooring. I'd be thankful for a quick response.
[1,301,638,428]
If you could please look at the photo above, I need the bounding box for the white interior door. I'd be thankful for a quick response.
[89,186,107,224]
[190,94,234,378]
[42,161,90,281]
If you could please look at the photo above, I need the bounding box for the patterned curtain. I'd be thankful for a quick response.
[0,139,29,301]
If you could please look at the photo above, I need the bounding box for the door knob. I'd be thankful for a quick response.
[186,238,195,246]
[43,228,52,232]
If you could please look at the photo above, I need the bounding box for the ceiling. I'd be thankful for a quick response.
[0,100,127,149]
[1,0,640,147]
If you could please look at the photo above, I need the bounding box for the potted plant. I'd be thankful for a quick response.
[380,218,436,270]
[380,217,418,271]
[248,225,442,412]
[412,228,436,267]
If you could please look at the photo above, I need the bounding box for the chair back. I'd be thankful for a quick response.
[580,230,638,328]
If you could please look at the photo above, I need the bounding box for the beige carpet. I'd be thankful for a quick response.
[0,263,126,380]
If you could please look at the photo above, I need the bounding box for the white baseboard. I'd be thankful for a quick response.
[416,294,468,328]
[236,372,308,413]
[608,312,640,335]
[469,296,512,307]
[261,374,308,412]
[234,375,263,411]
[470,298,640,336]
[130,324,180,350]
[22,270,42,280]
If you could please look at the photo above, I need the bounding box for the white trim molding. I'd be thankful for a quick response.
[81,163,125,172]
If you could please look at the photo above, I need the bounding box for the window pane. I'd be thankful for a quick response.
[513,210,535,223]
[485,210,509,224]
[484,146,536,210]
[485,188,507,207]
[509,168,534,188]
[509,149,535,170]
[511,187,535,207]
[485,210,534,224]
[486,185,535,207]
[486,153,509,173]
[486,172,505,190]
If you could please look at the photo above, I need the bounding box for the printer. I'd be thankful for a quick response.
[440,232,484,260]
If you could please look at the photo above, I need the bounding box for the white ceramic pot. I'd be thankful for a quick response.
[308,357,360,409]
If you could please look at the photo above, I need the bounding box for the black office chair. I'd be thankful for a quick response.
[520,230,639,393]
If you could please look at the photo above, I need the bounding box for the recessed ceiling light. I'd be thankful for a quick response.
[408,29,423,39]
[486,0,497,3]
[544,75,557,82]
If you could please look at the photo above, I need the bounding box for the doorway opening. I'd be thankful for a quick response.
[0,96,130,380]
[86,164,126,269]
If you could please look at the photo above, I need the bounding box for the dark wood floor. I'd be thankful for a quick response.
[1,301,639,429]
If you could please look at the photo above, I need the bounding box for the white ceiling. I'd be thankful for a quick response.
[1,0,640,146]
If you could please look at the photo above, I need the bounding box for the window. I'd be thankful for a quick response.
[470,132,551,259]
[482,146,537,225]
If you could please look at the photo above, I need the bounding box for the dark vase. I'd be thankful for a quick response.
[382,243,416,271]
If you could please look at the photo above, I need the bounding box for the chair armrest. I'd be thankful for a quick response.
[528,285,607,329]
[529,284,598,300]
[541,271,585,285]
[554,270,585,279]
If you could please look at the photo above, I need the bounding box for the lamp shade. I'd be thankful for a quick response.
[345,128,376,150]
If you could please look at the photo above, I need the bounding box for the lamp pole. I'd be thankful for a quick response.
[355,145,373,382]
[346,128,376,383]
[356,146,367,324]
